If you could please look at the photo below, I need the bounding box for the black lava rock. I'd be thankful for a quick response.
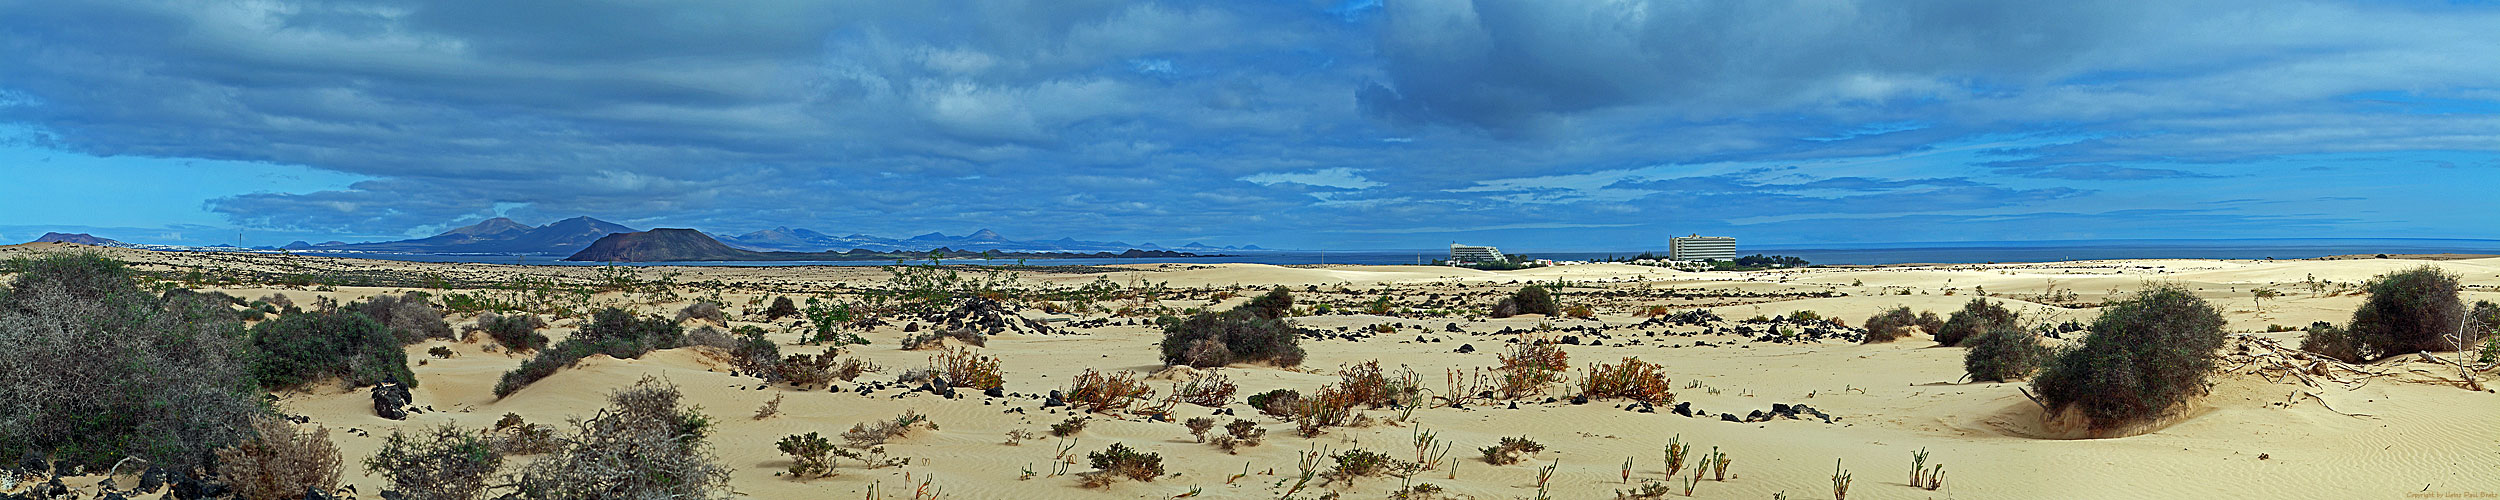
[371,383,413,420]
[1455,343,1475,354]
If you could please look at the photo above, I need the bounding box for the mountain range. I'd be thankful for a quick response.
[566,228,1218,262]
[242,216,1262,256]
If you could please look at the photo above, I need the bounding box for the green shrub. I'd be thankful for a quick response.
[1492,286,1561,318]
[364,423,503,500]
[251,308,417,389]
[1862,306,1919,343]
[0,252,265,472]
[355,292,453,343]
[2342,266,2465,361]
[1242,287,1294,319]
[1935,299,2017,347]
[765,296,800,321]
[1159,297,1306,368]
[497,308,687,398]
[1963,326,2049,382]
[2297,322,2359,363]
[1086,443,1165,482]
[2029,285,2226,430]
[476,312,550,352]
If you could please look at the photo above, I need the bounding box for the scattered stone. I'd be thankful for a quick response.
[371,383,413,420]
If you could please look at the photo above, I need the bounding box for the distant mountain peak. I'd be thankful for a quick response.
[966,228,1006,239]
[30,232,127,247]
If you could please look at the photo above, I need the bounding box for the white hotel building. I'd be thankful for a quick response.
[1448,243,1506,263]
[1669,234,1736,261]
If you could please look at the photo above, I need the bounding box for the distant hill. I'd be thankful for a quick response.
[29,232,127,247]
[313,216,639,255]
[569,229,1219,262]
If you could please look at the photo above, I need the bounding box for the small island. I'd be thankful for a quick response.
[564,228,1218,262]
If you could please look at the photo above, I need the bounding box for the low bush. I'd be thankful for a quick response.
[842,410,935,448]
[1213,419,1265,453]
[1334,360,1424,408]
[2030,285,2226,430]
[364,423,502,500]
[776,431,842,479]
[508,378,730,500]
[900,327,986,350]
[1171,369,1239,407]
[1291,385,1361,436]
[1962,326,2049,382]
[489,414,561,456]
[1916,311,1945,336]
[1158,306,1306,368]
[1331,448,1399,482]
[2297,322,2359,364]
[1049,416,1089,438]
[1247,389,1301,419]
[494,307,686,397]
[1935,299,2018,347]
[676,302,727,324]
[2339,266,2465,361]
[1578,357,1675,404]
[356,292,454,343]
[930,346,1004,389]
[1862,306,1919,343]
[475,312,550,352]
[251,308,418,388]
[1242,286,1294,319]
[1065,369,1156,414]
[1497,342,1570,399]
[720,325,779,375]
[1491,286,1561,318]
[216,417,342,500]
[1085,443,1164,483]
[773,350,842,389]
[1480,436,1545,465]
[0,253,264,472]
[765,296,800,321]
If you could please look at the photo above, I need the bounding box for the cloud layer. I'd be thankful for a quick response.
[1,0,2495,248]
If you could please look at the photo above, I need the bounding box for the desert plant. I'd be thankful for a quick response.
[1708,447,1731,481]
[0,253,264,472]
[900,327,986,350]
[1291,385,1363,436]
[1064,369,1155,414]
[2339,266,2466,361]
[843,410,935,448]
[489,415,560,456]
[1936,298,2017,346]
[216,416,342,500]
[1336,360,1425,408]
[765,296,800,321]
[676,301,727,324]
[1213,419,1266,453]
[1663,434,1690,477]
[494,308,688,397]
[2297,321,2360,363]
[930,346,1005,389]
[776,431,846,479]
[1910,448,1944,491]
[1185,417,1217,442]
[1049,416,1089,438]
[1247,388,1302,419]
[2030,284,2227,430]
[1085,443,1164,483]
[1242,286,1294,319]
[1579,357,1676,404]
[1862,306,1919,343]
[1171,369,1239,407]
[1157,305,1306,367]
[507,378,731,500]
[753,394,784,420]
[357,292,455,343]
[475,312,550,352]
[364,423,502,500]
[1492,286,1561,318]
[1331,448,1398,483]
[1963,326,2050,382]
[250,307,418,388]
[1830,459,1851,500]
[1498,342,1571,398]
[1480,436,1545,465]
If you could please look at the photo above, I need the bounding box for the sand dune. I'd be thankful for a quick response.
[5,245,2495,499]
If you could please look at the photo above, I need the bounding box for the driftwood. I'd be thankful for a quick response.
[2291,390,2371,418]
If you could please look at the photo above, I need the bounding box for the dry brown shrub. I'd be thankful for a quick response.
[930,346,1005,389]
[1578,357,1674,405]
[1064,369,1155,414]
[1172,369,1239,407]
[215,417,341,500]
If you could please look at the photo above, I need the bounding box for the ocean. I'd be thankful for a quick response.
[268,238,2500,268]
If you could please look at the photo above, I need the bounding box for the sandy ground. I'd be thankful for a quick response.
[5,243,2498,499]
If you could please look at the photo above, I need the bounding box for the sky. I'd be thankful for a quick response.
[1,0,2496,251]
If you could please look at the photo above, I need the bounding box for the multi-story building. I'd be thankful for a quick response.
[1669,234,1736,261]
[1448,243,1506,263]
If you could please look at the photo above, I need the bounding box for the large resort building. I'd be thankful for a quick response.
[1448,243,1506,264]
[1669,234,1736,261]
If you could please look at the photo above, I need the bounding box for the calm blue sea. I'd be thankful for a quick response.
[273,238,2500,268]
